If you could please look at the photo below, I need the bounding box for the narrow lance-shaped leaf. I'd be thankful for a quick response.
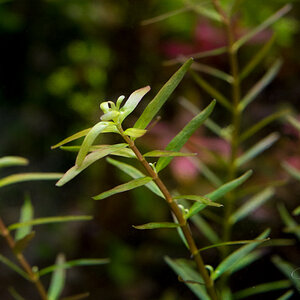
[229,187,274,224]
[186,170,252,219]
[239,59,282,111]
[144,150,196,158]
[282,161,300,181]
[8,216,92,231]
[233,4,292,51]
[0,156,28,168]
[236,132,279,167]
[0,173,63,189]
[211,228,270,280]
[15,195,34,241]
[93,177,153,200]
[123,128,147,138]
[133,222,180,230]
[286,115,300,132]
[39,258,110,277]
[134,58,193,130]
[0,253,30,280]
[276,290,294,300]
[156,100,216,172]
[48,254,66,300]
[174,194,223,208]
[56,143,128,186]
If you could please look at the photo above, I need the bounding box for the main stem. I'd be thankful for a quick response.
[117,125,218,300]
[0,217,48,300]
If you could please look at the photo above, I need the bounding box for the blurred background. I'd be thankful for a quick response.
[0,0,300,299]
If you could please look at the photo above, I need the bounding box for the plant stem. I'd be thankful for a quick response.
[117,125,219,300]
[0,217,48,300]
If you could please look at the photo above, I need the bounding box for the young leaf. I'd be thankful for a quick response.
[119,86,151,123]
[8,216,92,231]
[93,177,153,200]
[174,195,223,208]
[107,157,164,198]
[286,115,300,132]
[75,122,110,166]
[233,4,292,51]
[276,290,294,300]
[186,170,252,219]
[156,100,216,172]
[134,58,193,130]
[15,195,34,241]
[39,258,110,277]
[229,187,275,224]
[133,222,180,230]
[13,232,35,254]
[48,253,66,300]
[0,173,63,189]
[282,162,300,181]
[239,59,282,111]
[56,144,128,186]
[143,150,196,158]
[211,228,270,280]
[0,254,30,280]
[0,156,28,168]
[123,128,147,138]
[165,257,210,300]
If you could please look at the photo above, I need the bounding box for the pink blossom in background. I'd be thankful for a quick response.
[170,156,198,183]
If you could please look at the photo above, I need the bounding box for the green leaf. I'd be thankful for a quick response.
[276,290,294,300]
[13,232,35,254]
[51,128,91,149]
[165,256,210,300]
[156,100,216,172]
[48,253,66,300]
[8,287,26,300]
[232,4,292,51]
[107,157,164,198]
[119,86,151,123]
[93,177,153,200]
[75,122,110,166]
[0,156,29,168]
[123,128,147,138]
[229,187,275,224]
[191,71,231,110]
[61,293,90,300]
[56,143,128,186]
[293,206,300,216]
[189,1,221,22]
[0,173,63,189]
[134,58,193,130]
[174,195,223,208]
[211,229,270,280]
[144,150,196,158]
[240,34,276,80]
[15,195,34,241]
[133,222,180,230]
[239,59,282,111]
[286,115,300,132]
[186,170,252,219]
[0,253,30,280]
[39,258,110,277]
[8,216,92,231]
[234,280,292,299]
[282,162,300,181]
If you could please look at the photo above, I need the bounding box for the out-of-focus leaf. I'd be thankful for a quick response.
[189,1,221,22]
[186,170,252,219]
[293,206,300,216]
[133,222,180,230]
[61,293,90,300]
[239,60,282,111]
[233,4,292,51]
[48,254,66,300]
[276,290,294,300]
[229,187,274,224]
[144,150,196,157]
[93,177,153,200]
[230,0,245,16]
[165,256,210,300]
[0,173,63,189]
[234,280,291,299]
[236,133,279,167]
[282,162,300,181]
[191,71,231,110]
[123,128,147,138]
[56,143,127,186]
[8,216,92,231]
[15,195,34,241]
[51,128,91,149]
[0,254,30,280]
[8,287,26,300]
[106,157,164,198]
[134,58,193,130]
[39,258,110,277]
[119,86,151,123]
[13,232,35,254]
[174,195,223,208]
[156,100,216,172]
[172,213,189,249]
[211,229,270,280]
[286,115,300,132]
[240,34,276,80]
[0,156,28,168]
